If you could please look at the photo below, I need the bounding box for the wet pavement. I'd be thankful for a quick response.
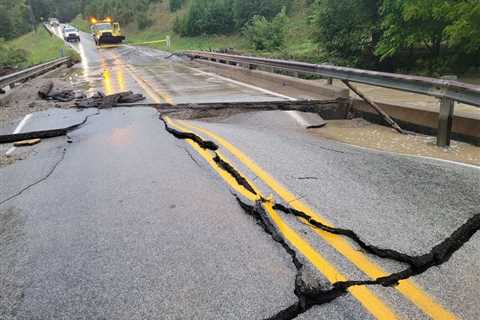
[1,24,479,320]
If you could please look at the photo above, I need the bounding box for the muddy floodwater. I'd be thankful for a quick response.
[312,119,480,166]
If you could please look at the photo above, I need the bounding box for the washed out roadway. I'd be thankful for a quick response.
[0,24,479,320]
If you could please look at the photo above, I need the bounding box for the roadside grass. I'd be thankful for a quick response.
[127,29,324,64]
[7,27,68,66]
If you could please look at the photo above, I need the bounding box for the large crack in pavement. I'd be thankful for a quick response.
[160,116,219,151]
[213,153,258,195]
[273,203,419,266]
[273,203,480,282]
[266,202,480,319]
[161,114,480,319]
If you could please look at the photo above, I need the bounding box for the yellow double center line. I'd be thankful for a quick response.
[166,117,398,319]
[175,120,458,320]
[119,59,457,319]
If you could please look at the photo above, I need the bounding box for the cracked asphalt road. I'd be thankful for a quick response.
[1,24,480,320]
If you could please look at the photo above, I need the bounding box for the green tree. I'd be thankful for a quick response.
[445,2,480,54]
[243,7,289,51]
[0,40,28,69]
[233,0,291,29]
[376,0,452,63]
[310,0,382,68]
[180,0,234,36]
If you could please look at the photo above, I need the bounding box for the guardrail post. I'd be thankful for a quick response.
[437,97,455,147]
[326,78,333,85]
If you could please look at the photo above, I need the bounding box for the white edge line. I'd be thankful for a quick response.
[181,65,321,128]
[129,48,480,170]
[184,66,297,101]
[5,113,32,156]
[189,66,479,169]
[331,138,480,170]
[188,66,479,170]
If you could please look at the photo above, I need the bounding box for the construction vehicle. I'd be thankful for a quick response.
[89,17,125,46]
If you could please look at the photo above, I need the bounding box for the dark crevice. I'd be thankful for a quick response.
[213,154,257,195]
[0,112,99,144]
[160,116,219,151]
[0,148,67,206]
[236,198,350,320]
[273,203,418,266]
[261,201,480,319]
[161,116,257,195]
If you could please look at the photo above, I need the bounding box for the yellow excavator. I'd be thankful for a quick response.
[89,17,125,46]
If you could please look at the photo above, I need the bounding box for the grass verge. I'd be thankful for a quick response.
[7,27,69,66]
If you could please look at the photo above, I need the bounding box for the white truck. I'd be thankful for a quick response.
[62,25,80,42]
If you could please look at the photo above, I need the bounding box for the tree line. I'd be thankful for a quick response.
[171,0,479,73]
[0,0,82,40]
[0,0,478,74]
[173,0,291,36]
[310,0,480,73]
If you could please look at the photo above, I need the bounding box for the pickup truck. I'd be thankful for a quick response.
[63,26,80,42]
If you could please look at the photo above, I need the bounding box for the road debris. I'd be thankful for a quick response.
[34,78,145,108]
[75,91,145,109]
[13,138,41,147]
[37,80,78,102]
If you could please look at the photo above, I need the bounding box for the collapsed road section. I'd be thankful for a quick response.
[161,113,480,320]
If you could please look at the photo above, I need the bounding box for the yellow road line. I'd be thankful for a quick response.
[166,117,398,320]
[112,53,175,105]
[179,120,458,320]
[117,60,398,317]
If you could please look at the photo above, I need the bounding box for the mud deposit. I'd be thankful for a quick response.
[311,119,480,166]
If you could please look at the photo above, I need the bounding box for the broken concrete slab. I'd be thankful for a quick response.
[75,91,145,109]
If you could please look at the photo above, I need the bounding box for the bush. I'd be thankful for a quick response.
[243,7,288,51]
[179,0,234,36]
[0,41,28,68]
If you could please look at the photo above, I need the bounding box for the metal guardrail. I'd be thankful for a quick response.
[0,57,70,91]
[186,50,480,146]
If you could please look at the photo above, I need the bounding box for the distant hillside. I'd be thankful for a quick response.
[106,0,322,63]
